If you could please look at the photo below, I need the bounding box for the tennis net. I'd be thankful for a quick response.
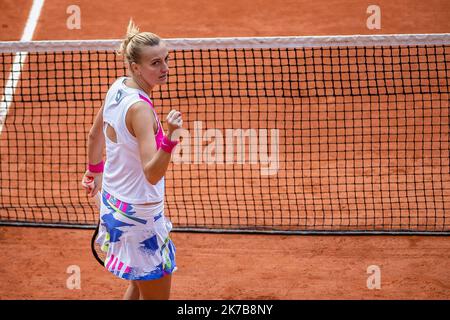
[0,34,449,234]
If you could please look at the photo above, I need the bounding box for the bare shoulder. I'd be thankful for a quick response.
[128,100,149,113]
[126,101,156,137]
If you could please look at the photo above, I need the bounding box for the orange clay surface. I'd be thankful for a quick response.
[0,227,449,299]
[0,0,449,299]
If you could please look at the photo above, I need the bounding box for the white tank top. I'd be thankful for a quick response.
[101,77,164,204]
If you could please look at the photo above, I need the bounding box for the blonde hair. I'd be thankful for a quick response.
[118,19,161,65]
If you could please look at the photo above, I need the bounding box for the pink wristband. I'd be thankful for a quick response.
[160,135,178,153]
[88,161,104,173]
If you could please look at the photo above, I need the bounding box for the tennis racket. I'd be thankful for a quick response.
[84,176,107,267]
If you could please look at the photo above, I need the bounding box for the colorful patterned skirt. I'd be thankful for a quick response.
[95,189,177,280]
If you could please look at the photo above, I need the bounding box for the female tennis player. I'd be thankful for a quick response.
[81,19,181,300]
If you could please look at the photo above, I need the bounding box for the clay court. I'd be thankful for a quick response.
[0,0,449,299]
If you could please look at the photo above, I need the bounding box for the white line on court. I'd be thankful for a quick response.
[0,0,45,133]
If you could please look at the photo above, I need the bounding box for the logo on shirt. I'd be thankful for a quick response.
[115,89,124,103]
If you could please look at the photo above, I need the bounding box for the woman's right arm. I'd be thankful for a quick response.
[128,101,182,185]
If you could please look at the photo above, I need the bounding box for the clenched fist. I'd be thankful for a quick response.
[166,109,183,139]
